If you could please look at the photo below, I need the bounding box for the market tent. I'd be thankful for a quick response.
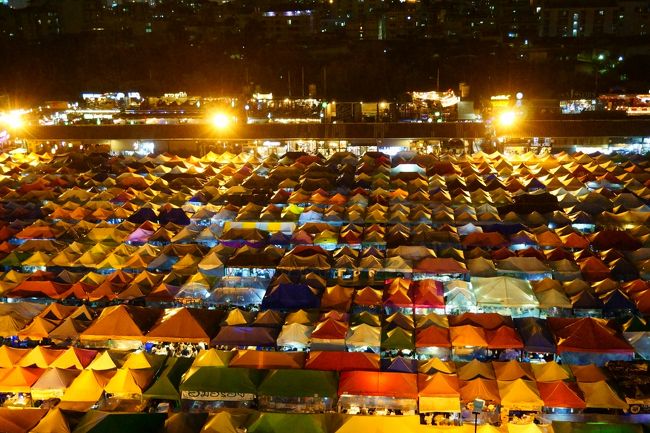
[30,408,70,433]
[498,379,543,411]
[103,367,154,398]
[199,410,251,433]
[229,350,304,370]
[459,378,501,403]
[346,324,381,352]
[71,411,166,433]
[450,325,487,347]
[0,345,28,368]
[305,351,380,371]
[457,359,495,380]
[246,413,330,433]
[0,408,47,433]
[548,317,634,357]
[80,305,160,343]
[537,381,586,409]
[145,307,219,344]
[50,347,98,370]
[577,380,628,410]
[211,326,278,348]
[417,372,461,413]
[143,356,193,403]
[486,326,524,349]
[30,367,80,400]
[531,361,571,382]
[551,421,643,433]
[514,317,556,354]
[338,371,418,399]
[60,369,114,411]
[471,277,539,308]
[18,346,65,368]
[276,323,313,349]
[179,367,262,400]
[163,412,208,433]
[257,369,338,399]
[493,360,534,381]
[0,366,44,393]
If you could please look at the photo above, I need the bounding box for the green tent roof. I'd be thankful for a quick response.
[72,411,166,433]
[551,422,643,433]
[246,413,330,433]
[143,356,193,402]
[381,327,415,351]
[258,369,338,398]
[179,367,262,395]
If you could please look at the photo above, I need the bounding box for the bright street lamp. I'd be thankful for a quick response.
[497,110,517,127]
[210,112,231,129]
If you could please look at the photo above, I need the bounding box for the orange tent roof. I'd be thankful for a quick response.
[81,305,160,342]
[459,378,501,403]
[450,325,488,347]
[416,326,451,348]
[0,366,44,392]
[145,307,216,343]
[418,372,460,397]
[229,350,305,369]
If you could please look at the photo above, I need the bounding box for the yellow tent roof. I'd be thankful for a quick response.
[60,369,113,407]
[0,345,28,368]
[191,349,234,368]
[0,366,43,393]
[104,368,153,397]
[18,346,65,368]
[531,361,571,382]
[498,379,544,411]
[30,407,71,433]
[87,351,125,371]
[122,351,165,370]
[18,316,59,340]
[199,410,251,433]
[578,380,628,410]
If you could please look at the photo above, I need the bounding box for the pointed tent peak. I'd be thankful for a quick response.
[50,347,98,369]
[191,348,234,368]
[87,350,127,371]
[0,345,29,368]
[531,361,571,382]
[30,407,70,433]
[17,345,65,368]
[122,350,166,370]
[418,357,456,374]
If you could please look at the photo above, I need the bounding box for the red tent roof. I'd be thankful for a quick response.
[338,371,418,399]
[416,326,451,348]
[412,280,445,309]
[486,325,524,349]
[537,380,586,409]
[548,317,634,354]
[414,258,468,274]
[305,351,379,371]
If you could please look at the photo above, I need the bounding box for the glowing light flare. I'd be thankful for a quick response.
[210,112,231,129]
[497,110,517,127]
[0,110,27,130]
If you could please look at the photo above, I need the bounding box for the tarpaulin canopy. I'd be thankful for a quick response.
[338,371,418,399]
[258,369,338,398]
[417,372,461,413]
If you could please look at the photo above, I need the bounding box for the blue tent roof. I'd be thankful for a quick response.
[262,283,320,310]
[514,317,556,353]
